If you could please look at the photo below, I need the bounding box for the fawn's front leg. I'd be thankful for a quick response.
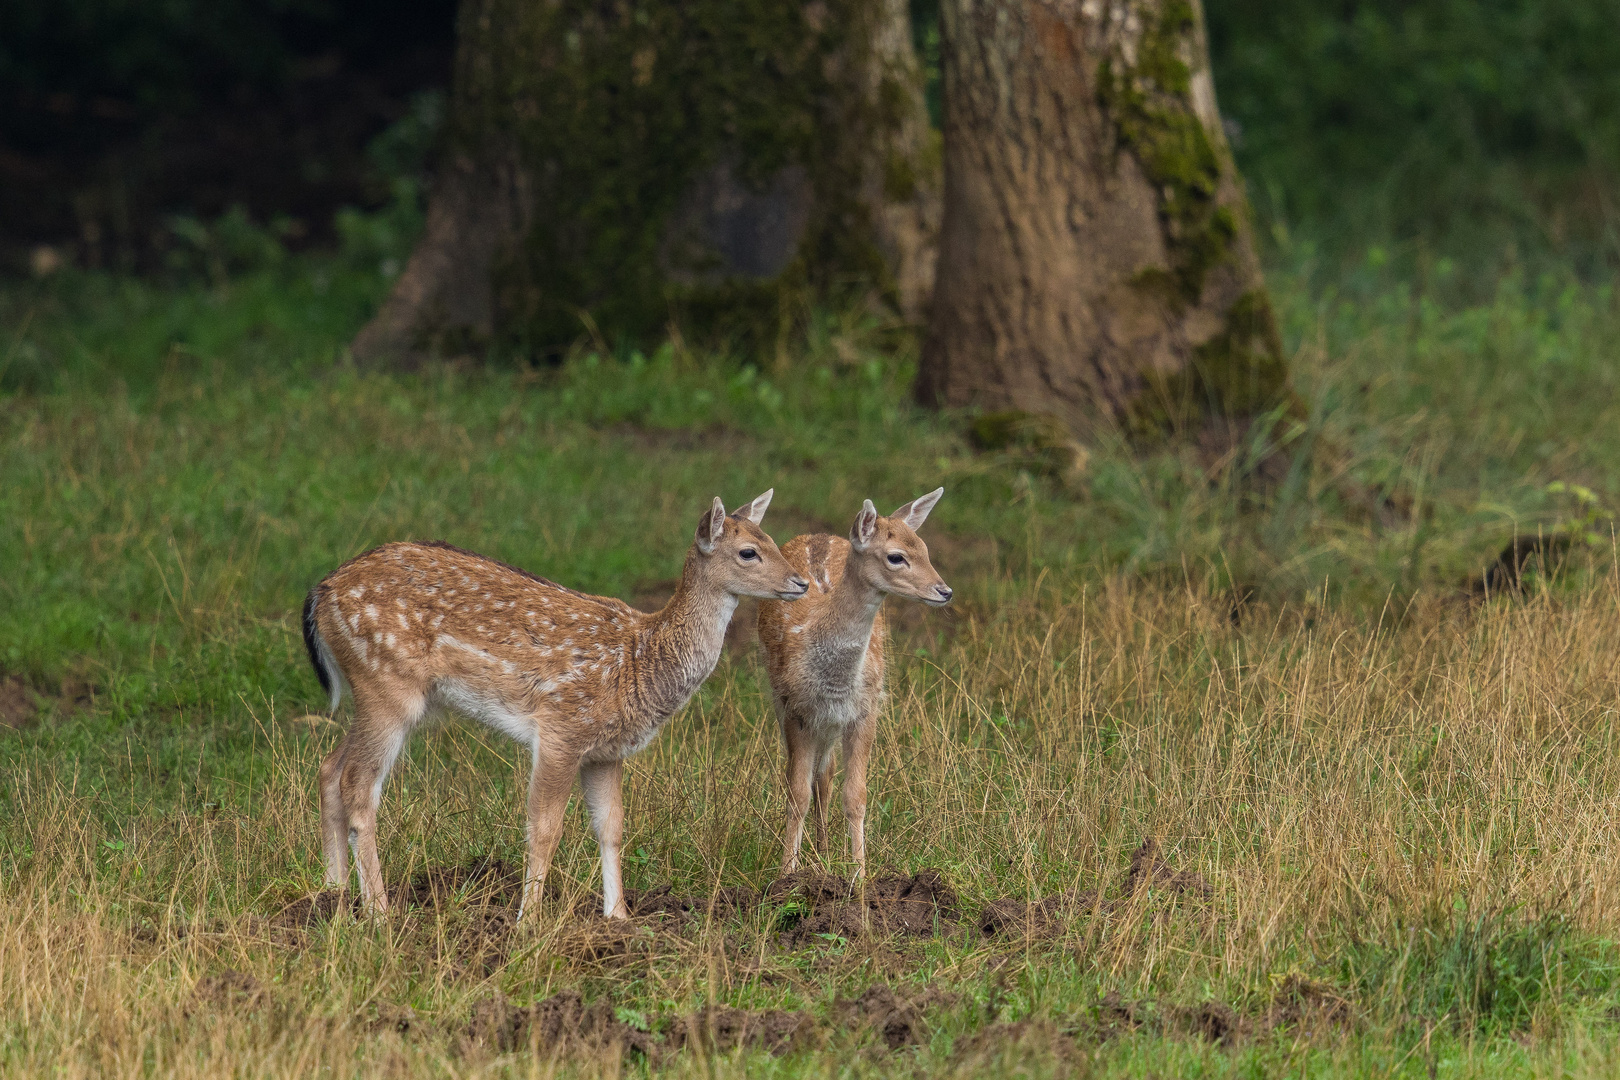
[520,746,578,919]
[841,713,877,880]
[580,759,629,918]
[780,713,816,875]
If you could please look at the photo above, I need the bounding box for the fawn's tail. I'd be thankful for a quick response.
[301,587,344,713]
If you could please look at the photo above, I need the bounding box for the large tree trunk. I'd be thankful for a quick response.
[354,0,938,367]
[917,0,1289,446]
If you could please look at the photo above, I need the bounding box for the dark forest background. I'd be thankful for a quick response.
[4,0,1618,282]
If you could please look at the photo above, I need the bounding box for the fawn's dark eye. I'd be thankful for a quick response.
[739,548,759,561]
[886,552,906,567]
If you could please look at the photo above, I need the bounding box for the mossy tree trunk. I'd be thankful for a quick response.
[917,0,1290,449]
[354,0,938,367]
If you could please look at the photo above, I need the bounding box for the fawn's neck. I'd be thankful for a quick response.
[627,553,737,725]
[807,558,885,682]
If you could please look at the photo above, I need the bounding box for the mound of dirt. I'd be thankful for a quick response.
[1084,991,1268,1047]
[1265,975,1354,1035]
[546,916,663,962]
[1126,839,1211,898]
[1173,1000,1246,1045]
[465,991,656,1058]
[865,870,961,934]
[271,889,355,931]
[628,884,759,922]
[0,675,91,729]
[978,894,1073,938]
[768,869,960,946]
[977,839,1209,940]
[365,1003,418,1036]
[401,857,522,908]
[185,970,269,1017]
[668,1004,811,1056]
[951,1018,1082,1066]
[834,984,960,1049]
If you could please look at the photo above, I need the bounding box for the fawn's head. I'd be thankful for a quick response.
[693,490,809,601]
[848,488,952,606]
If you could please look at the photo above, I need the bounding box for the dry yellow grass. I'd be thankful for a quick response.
[5,571,1620,1076]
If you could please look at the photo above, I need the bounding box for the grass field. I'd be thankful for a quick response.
[4,251,1620,1076]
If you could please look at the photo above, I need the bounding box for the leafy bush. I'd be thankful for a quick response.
[1207,0,1620,274]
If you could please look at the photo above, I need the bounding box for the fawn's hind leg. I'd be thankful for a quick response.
[336,691,422,913]
[318,737,350,888]
[810,743,836,854]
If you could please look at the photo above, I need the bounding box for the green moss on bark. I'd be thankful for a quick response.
[1126,289,1293,436]
[1097,0,1231,306]
[1100,0,1290,432]
[454,0,924,356]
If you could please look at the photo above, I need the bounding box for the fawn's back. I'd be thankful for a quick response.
[309,540,692,759]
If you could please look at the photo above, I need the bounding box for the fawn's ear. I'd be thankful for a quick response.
[893,487,944,531]
[850,499,880,552]
[696,496,727,554]
[734,488,774,525]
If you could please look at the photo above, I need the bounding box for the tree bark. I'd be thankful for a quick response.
[354,0,938,367]
[918,0,1288,445]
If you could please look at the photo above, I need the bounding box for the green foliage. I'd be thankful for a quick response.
[1347,910,1620,1033]
[1206,0,1620,273]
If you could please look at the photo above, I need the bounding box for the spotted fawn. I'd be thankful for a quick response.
[302,491,808,918]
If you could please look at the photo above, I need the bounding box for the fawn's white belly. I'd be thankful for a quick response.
[433,678,538,749]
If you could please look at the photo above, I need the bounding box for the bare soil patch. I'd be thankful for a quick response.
[978,839,1211,940]
[668,1004,812,1056]
[185,970,270,1018]
[271,889,357,932]
[364,1002,419,1036]
[767,869,961,946]
[465,990,657,1059]
[951,1018,1083,1069]
[400,856,522,907]
[0,674,91,729]
[834,984,960,1049]
[1126,838,1211,897]
[628,883,759,923]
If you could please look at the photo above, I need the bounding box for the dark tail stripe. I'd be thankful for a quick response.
[302,588,331,699]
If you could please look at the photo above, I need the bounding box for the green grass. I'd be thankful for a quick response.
[4,251,1620,1076]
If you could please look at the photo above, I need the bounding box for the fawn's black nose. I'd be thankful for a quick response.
[935,584,953,603]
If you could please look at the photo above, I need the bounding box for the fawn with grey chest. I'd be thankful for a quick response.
[756,489,950,878]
